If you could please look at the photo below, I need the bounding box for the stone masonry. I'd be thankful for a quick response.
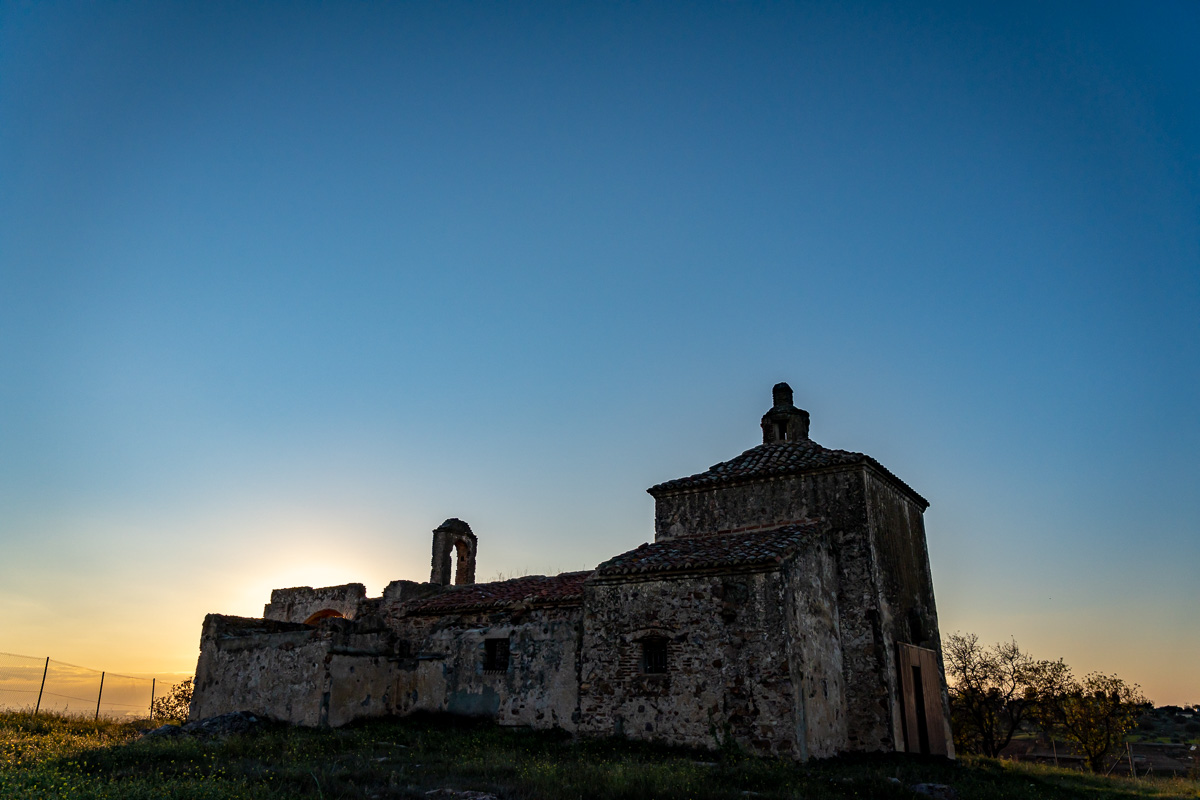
[190,383,954,759]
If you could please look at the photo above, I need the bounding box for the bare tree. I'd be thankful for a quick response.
[943,632,1062,757]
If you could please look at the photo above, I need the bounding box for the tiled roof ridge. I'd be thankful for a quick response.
[593,522,823,578]
[647,439,928,508]
[403,570,592,615]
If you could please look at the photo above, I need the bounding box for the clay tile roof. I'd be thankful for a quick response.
[405,571,592,615]
[593,523,822,578]
[647,440,927,508]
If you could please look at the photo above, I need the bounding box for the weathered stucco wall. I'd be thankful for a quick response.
[191,614,396,727]
[651,468,901,752]
[652,473,820,540]
[578,569,798,757]
[390,605,582,731]
[865,471,939,650]
[263,584,367,624]
[781,533,847,759]
[192,615,329,725]
[864,470,954,756]
[324,651,397,727]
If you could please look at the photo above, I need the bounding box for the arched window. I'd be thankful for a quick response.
[303,609,344,625]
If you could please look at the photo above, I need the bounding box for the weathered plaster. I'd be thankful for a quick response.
[263,584,366,624]
[579,568,799,757]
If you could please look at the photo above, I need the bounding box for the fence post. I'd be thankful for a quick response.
[34,657,49,714]
[95,672,105,721]
[149,678,156,719]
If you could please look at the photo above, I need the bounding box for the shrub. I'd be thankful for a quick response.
[150,678,193,722]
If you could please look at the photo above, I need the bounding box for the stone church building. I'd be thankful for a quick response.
[190,384,953,760]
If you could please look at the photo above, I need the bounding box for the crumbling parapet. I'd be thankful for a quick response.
[382,579,444,604]
[263,583,366,624]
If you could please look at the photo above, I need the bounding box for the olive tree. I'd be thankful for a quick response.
[1035,671,1147,773]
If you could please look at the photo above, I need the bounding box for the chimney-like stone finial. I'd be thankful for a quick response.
[761,382,810,444]
[772,382,793,408]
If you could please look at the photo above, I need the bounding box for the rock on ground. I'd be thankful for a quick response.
[142,712,261,739]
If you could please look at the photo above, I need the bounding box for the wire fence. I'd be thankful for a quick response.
[0,651,182,720]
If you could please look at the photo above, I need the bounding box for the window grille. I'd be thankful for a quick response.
[641,638,668,674]
[484,638,510,673]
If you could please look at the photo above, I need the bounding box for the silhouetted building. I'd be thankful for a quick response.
[192,383,953,759]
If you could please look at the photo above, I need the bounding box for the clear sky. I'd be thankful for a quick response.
[1,1,1196,705]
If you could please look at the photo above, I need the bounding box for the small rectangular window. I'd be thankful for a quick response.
[641,638,668,674]
[484,638,510,673]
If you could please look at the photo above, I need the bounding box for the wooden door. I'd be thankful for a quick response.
[897,642,950,756]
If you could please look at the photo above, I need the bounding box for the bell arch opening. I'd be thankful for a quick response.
[453,539,471,585]
[430,518,477,586]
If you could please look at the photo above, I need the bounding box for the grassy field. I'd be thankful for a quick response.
[1,711,1197,800]
[1131,707,1200,745]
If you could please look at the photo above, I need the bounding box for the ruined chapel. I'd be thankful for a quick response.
[191,383,954,760]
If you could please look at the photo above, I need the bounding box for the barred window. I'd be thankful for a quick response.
[641,638,668,674]
[484,638,510,673]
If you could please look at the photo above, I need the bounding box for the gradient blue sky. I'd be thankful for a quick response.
[1,1,1197,704]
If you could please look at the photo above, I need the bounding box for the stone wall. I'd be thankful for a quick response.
[578,568,799,757]
[864,470,954,756]
[263,584,367,624]
[818,469,899,753]
[191,614,396,727]
[652,473,816,540]
[780,532,847,759]
[390,605,583,732]
[650,467,885,541]
[652,468,900,751]
[865,471,939,650]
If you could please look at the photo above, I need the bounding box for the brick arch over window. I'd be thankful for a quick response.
[430,518,477,586]
[303,609,344,625]
[629,627,674,676]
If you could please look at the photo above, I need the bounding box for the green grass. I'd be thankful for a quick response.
[1,711,1197,799]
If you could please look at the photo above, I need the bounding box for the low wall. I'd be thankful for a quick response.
[190,614,396,727]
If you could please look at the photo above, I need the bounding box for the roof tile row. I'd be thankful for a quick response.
[404,571,592,615]
[594,522,823,577]
[647,439,927,507]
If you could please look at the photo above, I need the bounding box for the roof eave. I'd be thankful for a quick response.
[588,560,788,585]
[860,460,929,510]
[403,596,585,616]
[647,460,929,510]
